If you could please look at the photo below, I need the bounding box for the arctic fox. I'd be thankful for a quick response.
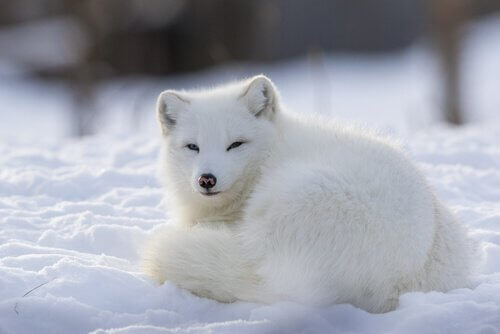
[143,75,473,313]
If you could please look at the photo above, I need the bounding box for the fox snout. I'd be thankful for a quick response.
[198,174,217,189]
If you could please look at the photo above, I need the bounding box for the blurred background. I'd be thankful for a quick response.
[0,0,499,141]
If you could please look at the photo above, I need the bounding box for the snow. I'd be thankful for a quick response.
[1,14,500,334]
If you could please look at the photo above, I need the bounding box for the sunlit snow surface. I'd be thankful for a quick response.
[1,15,500,334]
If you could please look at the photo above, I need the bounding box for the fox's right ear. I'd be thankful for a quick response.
[157,90,189,135]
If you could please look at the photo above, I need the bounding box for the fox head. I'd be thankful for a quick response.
[157,75,280,209]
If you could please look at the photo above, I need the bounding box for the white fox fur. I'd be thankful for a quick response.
[143,75,474,313]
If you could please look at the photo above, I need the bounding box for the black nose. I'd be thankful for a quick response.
[198,173,217,189]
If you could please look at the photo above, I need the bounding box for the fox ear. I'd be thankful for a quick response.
[240,75,277,119]
[157,90,189,135]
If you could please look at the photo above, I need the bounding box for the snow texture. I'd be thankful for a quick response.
[1,14,500,334]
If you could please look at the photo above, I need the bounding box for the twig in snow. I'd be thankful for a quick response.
[14,278,56,315]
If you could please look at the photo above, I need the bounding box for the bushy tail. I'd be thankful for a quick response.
[416,199,478,292]
[142,224,261,302]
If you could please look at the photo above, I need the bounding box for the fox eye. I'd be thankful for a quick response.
[227,141,245,151]
[186,143,199,152]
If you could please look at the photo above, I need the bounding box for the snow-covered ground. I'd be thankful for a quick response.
[1,15,500,334]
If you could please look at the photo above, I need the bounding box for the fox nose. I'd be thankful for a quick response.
[198,173,217,189]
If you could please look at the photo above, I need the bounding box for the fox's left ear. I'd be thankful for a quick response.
[240,75,278,120]
[157,90,189,135]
